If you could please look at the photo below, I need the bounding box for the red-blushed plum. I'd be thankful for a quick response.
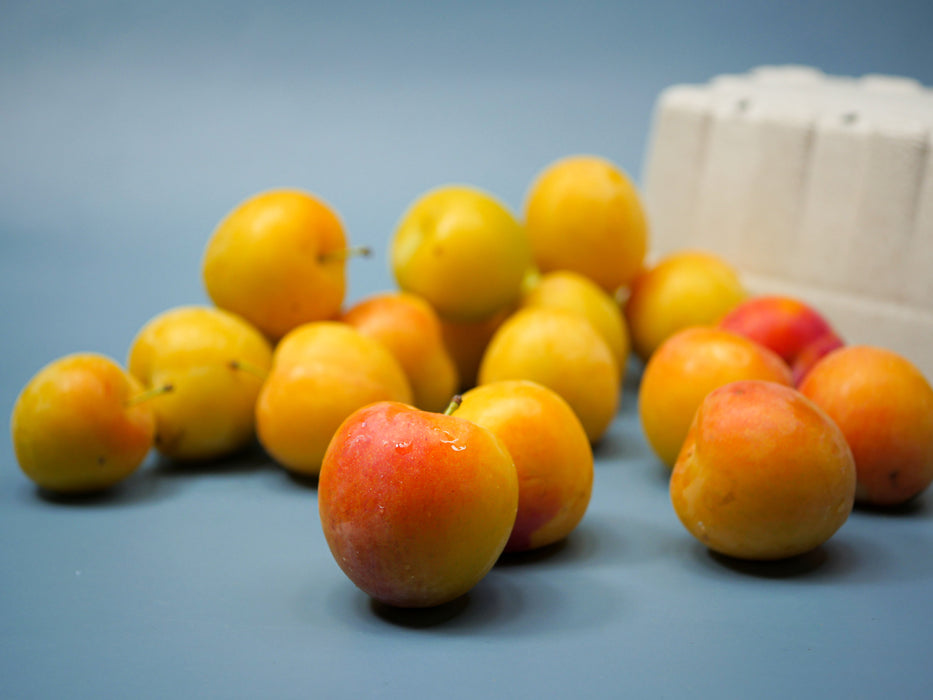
[789,330,845,386]
[717,295,844,385]
[318,400,518,608]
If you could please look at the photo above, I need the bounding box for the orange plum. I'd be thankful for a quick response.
[638,327,793,468]
[11,353,156,494]
[318,400,518,608]
[624,250,747,362]
[458,380,593,552]
[799,346,933,507]
[717,295,844,385]
[670,380,856,560]
[342,291,459,413]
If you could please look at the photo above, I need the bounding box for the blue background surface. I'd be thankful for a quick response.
[2,2,932,698]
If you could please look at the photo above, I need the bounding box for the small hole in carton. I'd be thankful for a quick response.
[841,111,859,125]
[735,98,751,113]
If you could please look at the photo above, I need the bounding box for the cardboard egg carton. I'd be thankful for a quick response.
[641,65,933,380]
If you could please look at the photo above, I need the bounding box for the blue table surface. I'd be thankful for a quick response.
[3,2,932,698]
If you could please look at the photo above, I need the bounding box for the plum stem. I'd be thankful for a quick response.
[229,359,268,381]
[127,383,173,407]
[443,395,463,416]
[319,245,372,264]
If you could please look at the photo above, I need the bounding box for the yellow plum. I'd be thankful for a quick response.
[255,322,412,477]
[127,305,273,461]
[203,189,361,340]
[391,185,532,322]
[524,154,648,294]
[479,307,619,443]
[625,250,747,362]
[520,269,630,374]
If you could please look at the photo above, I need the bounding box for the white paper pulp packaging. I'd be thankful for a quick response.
[641,65,933,380]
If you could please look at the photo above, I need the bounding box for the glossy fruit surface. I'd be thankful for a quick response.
[319,401,518,607]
